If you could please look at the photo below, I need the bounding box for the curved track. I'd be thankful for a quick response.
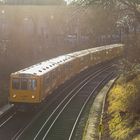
[17,63,116,140]
[0,61,117,140]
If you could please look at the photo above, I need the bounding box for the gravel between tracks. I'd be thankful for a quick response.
[82,78,116,140]
[0,104,13,116]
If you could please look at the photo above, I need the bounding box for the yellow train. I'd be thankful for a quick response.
[9,44,123,110]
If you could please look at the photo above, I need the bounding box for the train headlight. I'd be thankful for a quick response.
[32,95,35,99]
[13,94,16,98]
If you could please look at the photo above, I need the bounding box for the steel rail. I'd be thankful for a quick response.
[0,112,16,128]
[13,64,110,140]
[68,72,114,140]
[11,63,114,140]
[34,66,113,140]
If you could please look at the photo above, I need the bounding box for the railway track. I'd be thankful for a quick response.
[17,64,115,140]
[0,61,117,140]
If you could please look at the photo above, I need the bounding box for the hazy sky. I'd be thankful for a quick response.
[65,0,73,4]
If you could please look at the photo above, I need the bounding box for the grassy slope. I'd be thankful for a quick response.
[106,72,140,140]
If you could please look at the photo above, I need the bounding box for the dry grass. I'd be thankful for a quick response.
[107,73,140,140]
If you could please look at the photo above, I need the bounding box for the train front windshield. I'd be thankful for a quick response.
[12,78,37,90]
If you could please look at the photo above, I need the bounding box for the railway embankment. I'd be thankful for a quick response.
[83,64,140,140]
[103,70,140,140]
[82,78,116,140]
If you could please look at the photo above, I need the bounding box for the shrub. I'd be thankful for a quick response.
[107,72,140,140]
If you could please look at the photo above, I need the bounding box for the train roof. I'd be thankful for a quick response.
[11,44,123,77]
[12,54,74,76]
[88,44,123,52]
[68,49,90,58]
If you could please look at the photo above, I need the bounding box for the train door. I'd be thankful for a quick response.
[55,66,60,88]
[64,62,69,81]
[85,54,90,68]
[90,52,94,65]
[51,69,58,89]
[68,61,73,78]
[42,72,52,99]
[93,52,98,64]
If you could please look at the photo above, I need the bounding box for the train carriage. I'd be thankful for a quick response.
[67,52,84,74]
[9,44,124,110]
[10,73,40,103]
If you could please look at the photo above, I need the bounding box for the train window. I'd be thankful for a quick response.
[12,78,20,90]
[21,79,28,90]
[28,79,37,90]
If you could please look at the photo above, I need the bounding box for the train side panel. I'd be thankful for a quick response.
[9,44,124,110]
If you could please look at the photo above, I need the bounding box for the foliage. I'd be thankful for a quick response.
[0,0,66,5]
[39,0,66,5]
[71,1,120,46]
[0,6,75,75]
[118,60,140,80]
[72,0,140,24]
[107,71,140,140]
[72,0,140,62]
